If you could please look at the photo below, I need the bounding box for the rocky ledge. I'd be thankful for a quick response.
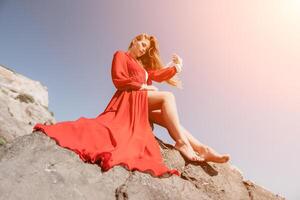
[0,65,285,200]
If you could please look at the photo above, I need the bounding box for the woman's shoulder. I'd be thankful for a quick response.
[113,49,127,57]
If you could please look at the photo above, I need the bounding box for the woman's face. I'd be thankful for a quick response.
[132,37,150,58]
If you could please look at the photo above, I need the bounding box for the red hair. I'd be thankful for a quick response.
[128,33,183,89]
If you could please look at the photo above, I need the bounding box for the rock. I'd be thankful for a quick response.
[0,65,48,107]
[0,132,285,200]
[243,180,285,200]
[0,65,56,144]
[0,65,285,199]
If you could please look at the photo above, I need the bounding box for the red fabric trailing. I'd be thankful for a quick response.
[33,50,181,178]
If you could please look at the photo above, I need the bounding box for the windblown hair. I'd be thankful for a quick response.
[127,33,183,89]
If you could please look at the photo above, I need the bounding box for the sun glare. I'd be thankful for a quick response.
[280,0,300,22]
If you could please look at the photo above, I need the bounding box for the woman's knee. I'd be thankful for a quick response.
[147,91,175,109]
[162,91,175,103]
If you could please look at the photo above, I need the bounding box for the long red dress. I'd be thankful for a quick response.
[33,50,181,177]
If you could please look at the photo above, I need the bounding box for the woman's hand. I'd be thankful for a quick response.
[172,53,183,66]
[168,53,183,73]
[139,84,159,91]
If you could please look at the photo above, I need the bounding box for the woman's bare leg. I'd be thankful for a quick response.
[147,91,204,162]
[148,109,230,163]
[179,125,230,163]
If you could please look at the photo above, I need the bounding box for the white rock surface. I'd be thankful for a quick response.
[0,65,48,107]
[0,65,56,143]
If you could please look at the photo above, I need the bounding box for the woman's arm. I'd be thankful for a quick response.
[111,51,143,91]
[147,64,181,83]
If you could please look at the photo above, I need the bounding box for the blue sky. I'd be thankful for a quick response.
[1,1,299,199]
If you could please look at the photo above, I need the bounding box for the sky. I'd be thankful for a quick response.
[1,0,299,199]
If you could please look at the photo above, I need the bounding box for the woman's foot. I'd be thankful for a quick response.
[174,140,205,162]
[195,145,230,163]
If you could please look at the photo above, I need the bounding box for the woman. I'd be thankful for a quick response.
[33,33,230,178]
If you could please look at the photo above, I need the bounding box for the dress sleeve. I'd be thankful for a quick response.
[111,51,143,91]
[147,66,177,83]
